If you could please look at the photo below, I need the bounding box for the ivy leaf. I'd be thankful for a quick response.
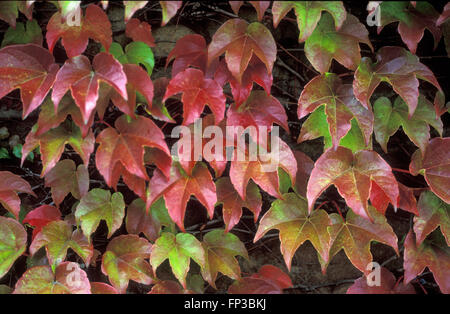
[409,137,450,203]
[201,229,248,289]
[208,19,276,84]
[126,198,174,242]
[347,267,415,294]
[145,77,175,123]
[305,13,373,73]
[230,136,297,200]
[123,1,147,22]
[13,262,91,294]
[22,120,95,177]
[44,159,89,208]
[373,96,443,153]
[326,206,398,275]
[414,191,449,246]
[23,205,62,240]
[0,216,27,279]
[52,52,128,124]
[163,68,226,125]
[150,232,205,289]
[75,188,125,239]
[46,4,112,58]
[228,265,293,294]
[216,177,262,233]
[0,1,33,27]
[272,1,346,42]
[166,34,208,76]
[378,1,441,54]
[30,220,93,269]
[0,44,59,118]
[370,181,419,216]
[106,41,155,76]
[353,46,441,117]
[230,1,270,21]
[90,282,118,294]
[95,115,170,188]
[307,146,398,221]
[298,73,373,149]
[160,1,183,26]
[255,193,331,270]
[149,280,191,294]
[53,1,80,22]
[0,171,36,219]
[436,2,450,26]
[1,20,42,47]
[147,162,217,232]
[403,231,449,294]
[101,234,153,294]
[125,18,155,47]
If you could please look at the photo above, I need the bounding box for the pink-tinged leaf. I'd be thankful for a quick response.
[23,205,61,240]
[22,120,95,177]
[229,1,244,15]
[160,1,183,26]
[201,229,248,289]
[433,90,448,117]
[75,188,125,239]
[436,2,450,26]
[208,19,276,84]
[409,137,450,203]
[101,234,153,294]
[147,162,217,232]
[144,77,175,123]
[123,1,147,22]
[126,197,174,242]
[298,73,373,149]
[414,191,449,246]
[353,46,441,117]
[249,1,270,21]
[347,267,415,294]
[255,193,331,271]
[403,231,449,294]
[378,2,441,54]
[326,207,398,275]
[151,232,205,289]
[125,18,155,47]
[0,171,36,218]
[14,262,91,294]
[166,34,208,76]
[230,136,297,200]
[30,220,93,268]
[216,177,262,233]
[228,264,292,294]
[90,282,118,294]
[0,216,27,279]
[0,1,34,27]
[305,13,373,73]
[0,44,58,118]
[46,4,112,58]
[44,159,89,208]
[95,114,170,188]
[291,150,314,197]
[148,280,188,294]
[272,1,346,42]
[307,146,398,220]
[163,68,226,125]
[370,181,418,216]
[52,52,127,124]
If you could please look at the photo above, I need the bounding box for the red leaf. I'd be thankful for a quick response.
[166,34,208,76]
[23,205,61,240]
[347,267,415,294]
[291,150,314,197]
[95,114,170,188]
[370,181,418,216]
[163,68,226,125]
[0,44,58,118]
[147,162,217,231]
[436,2,450,26]
[0,171,36,218]
[125,18,155,47]
[160,1,183,26]
[307,147,398,221]
[148,280,188,294]
[52,52,128,124]
[409,137,450,203]
[248,1,270,21]
[90,282,118,294]
[208,18,276,84]
[216,177,262,233]
[46,4,112,58]
[145,77,176,123]
[228,265,292,294]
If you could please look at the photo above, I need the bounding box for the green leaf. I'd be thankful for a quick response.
[106,41,154,75]
[0,216,27,279]
[0,147,9,159]
[1,20,43,47]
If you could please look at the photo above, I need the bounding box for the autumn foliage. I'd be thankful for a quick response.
[0,1,449,295]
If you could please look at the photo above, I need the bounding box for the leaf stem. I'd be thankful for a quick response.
[392,168,411,174]
[332,200,345,221]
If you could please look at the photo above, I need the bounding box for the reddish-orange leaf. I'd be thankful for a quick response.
[347,267,415,294]
[307,147,398,221]
[208,18,276,84]
[166,34,208,76]
[23,205,61,240]
[52,52,128,124]
[291,150,314,197]
[0,171,36,219]
[125,18,155,47]
[228,265,292,294]
[90,282,118,294]
[370,181,419,216]
[216,177,262,233]
[148,280,189,294]
[0,44,59,118]
[46,4,111,58]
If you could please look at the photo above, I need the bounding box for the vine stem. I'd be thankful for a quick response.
[392,167,411,174]
[98,119,114,129]
[332,200,345,220]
